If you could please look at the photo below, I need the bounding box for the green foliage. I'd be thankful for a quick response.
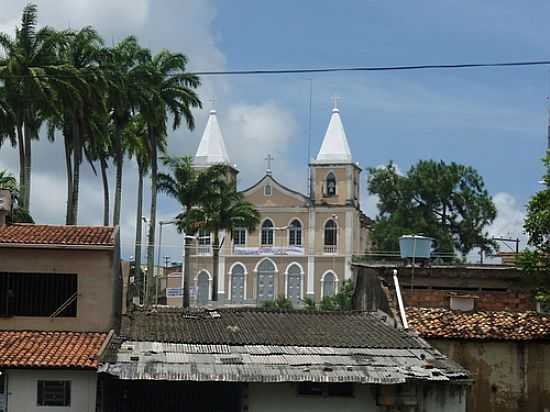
[262,295,294,310]
[302,297,317,311]
[368,160,497,257]
[308,280,354,311]
[0,170,34,223]
[517,154,550,299]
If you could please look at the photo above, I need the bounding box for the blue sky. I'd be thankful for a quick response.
[0,0,547,259]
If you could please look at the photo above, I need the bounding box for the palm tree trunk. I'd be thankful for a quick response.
[16,123,26,209]
[69,117,81,225]
[134,166,144,302]
[212,230,220,301]
[183,236,191,308]
[23,121,32,212]
[112,126,123,226]
[100,156,110,226]
[146,127,158,306]
[64,134,73,224]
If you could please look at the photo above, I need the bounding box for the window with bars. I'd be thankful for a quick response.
[324,220,337,246]
[261,220,274,246]
[37,380,71,407]
[232,227,246,246]
[0,272,77,317]
[288,219,302,246]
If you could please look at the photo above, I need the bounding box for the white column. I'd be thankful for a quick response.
[218,230,226,298]
[345,210,353,279]
[307,207,316,296]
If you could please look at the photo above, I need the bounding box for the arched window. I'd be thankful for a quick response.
[322,272,336,298]
[286,264,302,304]
[257,259,276,303]
[232,227,246,246]
[230,264,245,304]
[326,172,336,196]
[324,219,337,254]
[261,219,274,246]
[288,219,302,246]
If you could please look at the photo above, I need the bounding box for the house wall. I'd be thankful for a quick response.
[0,247,118,332]
[429,339,550,412]
[247,382,466,412]
[5,369,97,412]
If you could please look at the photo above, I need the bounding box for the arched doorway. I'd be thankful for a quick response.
[286,264,302,305]
[256,259,275,303]
[197,271,210,305]
[230,264,246,304]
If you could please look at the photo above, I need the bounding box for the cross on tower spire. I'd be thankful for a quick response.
[265,154,274,175]
[332,95,341,111]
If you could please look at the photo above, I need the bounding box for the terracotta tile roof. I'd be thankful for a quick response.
[406,306,550,341]
[0,224,115,247]
[122,308,428,349]
[0,331,109,368]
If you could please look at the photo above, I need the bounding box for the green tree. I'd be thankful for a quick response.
[188,176,259,301]
[125,114,150,297]
[157,156,227,307]
[102,36,150,226]
[0,169,33,223]
[368,160,497,258]
[517,154,550,299]
[138,50,201,298]
[0,4,70,211]
[48,26,106,224]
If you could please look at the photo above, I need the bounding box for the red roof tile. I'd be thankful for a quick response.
[0,331,109,368]
[406,306,550,341]
[0,224,115,247]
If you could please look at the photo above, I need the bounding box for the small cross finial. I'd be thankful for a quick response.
[265,154,274,175]
[207,97,216,113]
[332,95,341,111]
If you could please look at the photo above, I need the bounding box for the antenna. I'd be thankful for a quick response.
[307,78,313,196]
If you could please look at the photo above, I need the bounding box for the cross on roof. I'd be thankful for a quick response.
[332,95,341,110]
[265,154,274,175]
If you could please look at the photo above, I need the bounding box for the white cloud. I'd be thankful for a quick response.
[488,192,527,244]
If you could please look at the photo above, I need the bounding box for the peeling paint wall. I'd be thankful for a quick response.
[430,339,550,412]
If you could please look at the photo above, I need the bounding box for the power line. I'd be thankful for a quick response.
[2,59,550,80]
[191,60,550,76]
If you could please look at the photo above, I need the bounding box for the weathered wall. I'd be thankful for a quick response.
[430,339,550,412]
[6,369,97,412]
[0,247,117,332]
[403,289,534,311]
[247,382,466,412]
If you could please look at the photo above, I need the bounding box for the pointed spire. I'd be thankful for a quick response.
[315,105,352,163]
[194,109,231,166]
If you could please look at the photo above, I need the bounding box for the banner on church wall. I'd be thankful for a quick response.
[232,246,305,256]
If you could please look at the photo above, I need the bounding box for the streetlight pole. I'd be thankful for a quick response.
[154,219,178,306]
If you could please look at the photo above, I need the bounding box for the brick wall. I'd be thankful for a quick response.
[403,289,535,312]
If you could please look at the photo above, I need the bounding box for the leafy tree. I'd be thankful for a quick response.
[138,50,201,295]
[368,160,497,258]
[0,169,33,223]
[125,114,150,294]
[262,296,293,310]
[157,156,227,307]
[517,154,550,299]
[318,280,354,311]
[0,4,70,211]
[188,175,259,301]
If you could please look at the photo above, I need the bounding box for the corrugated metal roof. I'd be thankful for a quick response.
[100,342,467,384]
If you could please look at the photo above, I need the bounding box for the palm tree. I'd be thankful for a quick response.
[188,178,259,301]
[0,87,16,149]
[139,50,201,304]
[49,26,105,224]
[0,4,72,211]
[157,156,227,308]
[102,36,150,226]
[125,114,150,297]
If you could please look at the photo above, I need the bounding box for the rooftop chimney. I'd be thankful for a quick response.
[0,189,12,226]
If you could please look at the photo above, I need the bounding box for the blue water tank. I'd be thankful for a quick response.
[399,235,433,259]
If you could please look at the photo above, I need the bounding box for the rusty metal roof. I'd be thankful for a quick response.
[99,341,467,384]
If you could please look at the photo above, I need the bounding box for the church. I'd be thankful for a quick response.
[166,106,371,306]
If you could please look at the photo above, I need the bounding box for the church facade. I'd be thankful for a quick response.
[166,107,370,306]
